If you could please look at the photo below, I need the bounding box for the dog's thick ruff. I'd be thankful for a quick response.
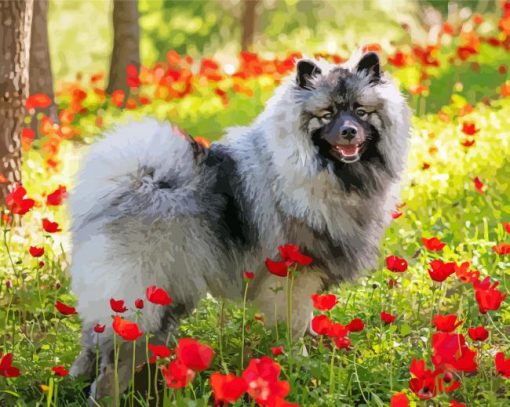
[69,52,410,402]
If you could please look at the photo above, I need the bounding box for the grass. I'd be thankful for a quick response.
[1,94,509,405]
[2,7,510,404]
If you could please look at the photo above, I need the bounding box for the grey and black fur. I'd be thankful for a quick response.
[69,51,410,403]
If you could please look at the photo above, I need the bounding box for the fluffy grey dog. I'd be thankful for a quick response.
[69,51,410,402]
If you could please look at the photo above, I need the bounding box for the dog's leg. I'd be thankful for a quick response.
[250,271,324,338]
[89,302,193,406]
[70,325,96,380]
[89,337,148,406]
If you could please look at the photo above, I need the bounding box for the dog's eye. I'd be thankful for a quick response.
[355,108,368,118]
[320,112,333,120]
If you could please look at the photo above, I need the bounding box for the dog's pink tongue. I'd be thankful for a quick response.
[338,145,358,157]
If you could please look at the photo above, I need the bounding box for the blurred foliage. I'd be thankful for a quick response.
[424,0,500,15]
[48,0,112,81]
[48,0,420,80]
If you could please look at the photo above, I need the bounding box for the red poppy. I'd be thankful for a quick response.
[333,336,351,350]
[431,332,477,373]
[388,51,407,68]
[161,358,195,388]
[176,338,214,371]
[422,237,446,251]
[146,285,173,305]
[94,323,105,333]
[450,401,466,407]
[390,392,409,407]
[473,177,485,194]
[134,298,144,309]
[29,246,45,258]
[346,318,365,332]
[326,322,349,338]
[148,343,173,364]
[388,278,399,288]
[310,293,337,311]
[386,255,408,272]
[271,346,284,356]
[166,50,181,66]
[110,298,128,313]
[428,260,456,282]
[473,13,483,24]
[380,311,396,324]
[21,127,36,145]
[454,261,479,284]
[111,89,125,108]
[391,210,403,219]
[112,315,143,341]
[244,271,255,280]
[0,353,20,378]
[408,359,439,400]
[362,43,382,53]
[311,315,333,335]
[473,275,492,290]
[503,222,510,233]
[210,372,247,403]
[461,139,475,148]
[126,64,141,88]
[492,243,510,255]
[442,22,454,34]
[467,326,489,341]
[432,315,462,332]
[51,365,68,377]
[46,185,67,206]
[461,122,479,135]
[42,218,62,233]
[475,281,506,313]
[242,356,290,406]
[55,300,76,315]
[5,184,35,215]
[265,258,290,277]
[26,93,52,110]
[278,244,313,266]
[495,352,510,378]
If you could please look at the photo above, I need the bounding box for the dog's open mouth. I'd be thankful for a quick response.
[333,143,365,163]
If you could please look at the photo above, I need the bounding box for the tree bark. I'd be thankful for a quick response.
[29,0,57,125]
[0,0,33,202]
[240,0,260,51]
[106,0,140,96]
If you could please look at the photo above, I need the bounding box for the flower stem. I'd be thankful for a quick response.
[274,301,279,342]
[218,298,227,372]
[3,228,21,285]
[130,339,136,407]
[145,334,151,403]
[154,362,160,406]
[328,345,337,394]
[113,333,120,407]
[95,334,100,400]
[241,281,250,369]
[286,270,295,349]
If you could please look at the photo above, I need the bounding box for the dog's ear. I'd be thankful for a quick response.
[356,52,381,83]
[296,60,322,90]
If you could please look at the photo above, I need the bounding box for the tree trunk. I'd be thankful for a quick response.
[29,0,57,126]
[241,0,260,51]
[0,0,33,203]
[106,0,140,97]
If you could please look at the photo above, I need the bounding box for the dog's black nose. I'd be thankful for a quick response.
[340,125,357,141]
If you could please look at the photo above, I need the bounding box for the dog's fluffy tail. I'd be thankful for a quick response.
[70,119,208,231]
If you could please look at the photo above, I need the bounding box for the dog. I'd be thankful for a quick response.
[69,50,410,403]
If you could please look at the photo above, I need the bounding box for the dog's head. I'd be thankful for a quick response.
[292,52,410,181]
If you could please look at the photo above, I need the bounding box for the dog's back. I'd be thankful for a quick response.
[70,119,234,334]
